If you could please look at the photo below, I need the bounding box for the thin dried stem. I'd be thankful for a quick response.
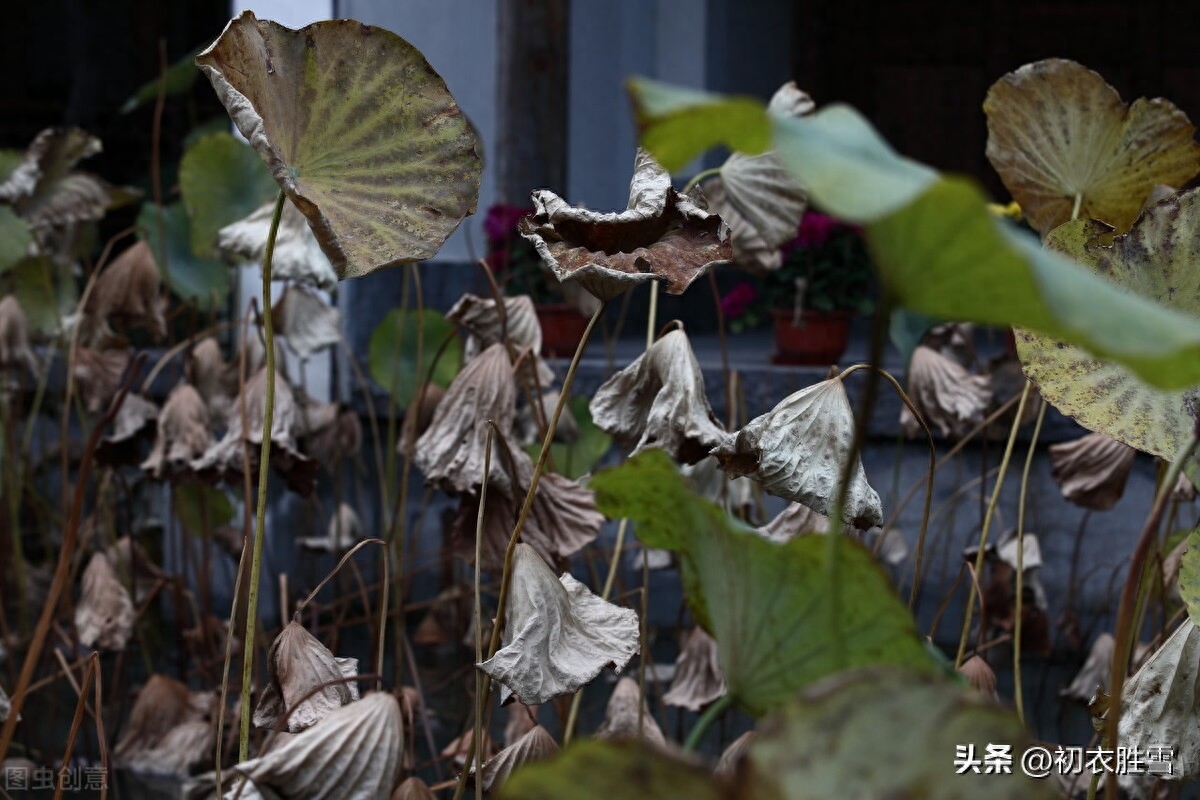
[1013,400,1046,725]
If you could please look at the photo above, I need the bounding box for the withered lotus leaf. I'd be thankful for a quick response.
[273,286,340,360]
[442,728,493,767]
[142,384,212,479]
[218,198,338,289]
[115,674,213,767]
[446,293,554,386]
[595,676,666,746]
[298,503,362,552]
[72,347,131,416]
[1060,632,1114,704]
[504,702,539,747]
[901,345,992,439]
[86,241,167,340]
[1049,432,1137,511]
[519,148,731,300]
[75,551,135,651]
[253,621,359,732]
[471,725,560,793]
[0,295,38,375]
[712,375,883,529]
[714,731,754,779]
[187,337,236,426]
[591,329,725,465]
[663,628,727,712]
[197,12,482,279]
[680,456,754,517]
[1016,194,1200,484]
[957,655,999,702]
[391,777,437,800]
[0,682,12,723]
[478,543,640,706]
[414,343,516,495]
[985,58,1200,236]
[237,691,402,799]
[100,393,158,462]
[123,719,214,779]
[757,502,830,543]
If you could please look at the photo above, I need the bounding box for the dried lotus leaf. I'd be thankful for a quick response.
[663,628,726,712]
[253,621,359,732]
[900,345,991,439]
[75,551,134,651]
[273,286,340,359]
[1049,432,1137,510]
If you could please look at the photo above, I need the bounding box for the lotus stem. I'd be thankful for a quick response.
[238,190,286,762]
[954,382,1031,668]
[474,428,492,800]
[683,693,733,751]
[1013,400,1046,725]
[681,167,721,195]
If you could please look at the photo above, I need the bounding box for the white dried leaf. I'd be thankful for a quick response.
[767,82,816,117]
[75,551,134,651]
[141,384,211,479]
[187,337,236,426]
[103,393,158,447]
[253,621,359,733]
[1049,433,1137,511]
[447,293,555,386]
[218,198,337,290]
[504,703,538,747]
[470,725,559,793]
[702,179,782,273]
[299,504,362,553]
[996,533,1042,572]
[123,719,214,779]
[591,329,725,464]
[900,345,992,438]
[1061,633,1114,703]
[515,388,578,447]
[718,152,807,252]
[273,286,340,360]
[758,502,830,543]
[478,543,640,705]
[72,347,131,415]
[1119,619,1200,781]
[1175,474,1197,502]
[237,691,402,799]
[116,674,214,767]
[713,375,883,529]
[414,343,516,495]
[865,526,909,567]
[594,676,666,745]
[663,628,726,712]
[957,655,999,702]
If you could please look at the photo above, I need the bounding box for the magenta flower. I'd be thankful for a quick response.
[720,282,758,319]
[484,204,534,247]
[783,211,840,254]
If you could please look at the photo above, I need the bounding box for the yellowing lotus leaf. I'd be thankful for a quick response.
[1016,191,1200,473]
[985,58,1200,236]
[196,12,482,279]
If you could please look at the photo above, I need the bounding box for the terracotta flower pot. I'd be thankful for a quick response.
[536,303,589,358]
[772,309,852,366]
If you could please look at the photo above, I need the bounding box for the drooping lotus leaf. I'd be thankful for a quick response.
[662,627,726,712]
[900,344,991,439]
[196,11,482,279]
[591,450,934,717]
[985,58,1200,236]
[75,552,135,651]
[1060,632,1115,703]
[594,677,666,745]
[273,286,340,360]
[1016,192,1200,479]
[471,726,560,793]
[1048,432,1137,511]
[253,621,359,732]
[178,131,277,257]
[748,669,1056,800]
[142,384,211,479]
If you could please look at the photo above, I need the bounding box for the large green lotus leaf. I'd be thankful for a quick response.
[499,740,725,800]
[1015,190,1200,469]
[985,58,1200,236]
[179,131,277,257]
[0,207,32,273]
[137,202,230,311]
[591,450,934,717]
[748,669,1056,800]
[367,309,461,410]
[196,12,482,279]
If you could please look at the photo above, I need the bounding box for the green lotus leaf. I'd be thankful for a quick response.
[172,483,234,535]
[1015,189,1200,473]
[119,46,203,114]
[0,207,32,274]
[196,11,482,279]
[138,202,230,311]
[591,450,934,717]
[367,309,461,410]
[985,58,1200,236]
[527,395,612,481]
[9,256,76,335]
[179,131,278,257]
[748,669,1056,800]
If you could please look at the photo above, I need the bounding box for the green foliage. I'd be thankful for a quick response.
[628,79,1200,391]
[527,395,612,480]
[137,202,229,312]
[591,450,935,717]
[10,256,76,335]
[172,484,235,535]
[179,132,278,258]
[367,309,461,409]
[119,46,204,114]
[1178,529,1200,625]
[0,208,33,274]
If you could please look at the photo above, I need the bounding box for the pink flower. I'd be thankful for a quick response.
[484,204,534,247]
[720,282,758,319]
[783,211,840,254]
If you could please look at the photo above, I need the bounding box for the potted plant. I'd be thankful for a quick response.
[763,210,875,365]
[484,203,589,357]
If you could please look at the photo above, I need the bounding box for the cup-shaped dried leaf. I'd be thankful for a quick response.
[591,329,724,465]
[957,655,999,702]
[392,777,436,800]
[1049,432,1137,510]
[985,58,1200,236]
[1120,619,1200,781]
[447,293,555,386]
[237,691,402,799]
[197,12,482,279]
[98,392,158,465]
[73,347,131,415]
[592,676,666,746]
[478,543,640,705]
[75,551,134,651]
[142,384,212,479]
[123,719,215,779]
[116,674,214,765]
[299,503,362,552]
[757,502,831,543]
[1061,633,1114,703]
[187,337,236,425]
[253,621,359,732]
[218,198,338,289]
[0,295,38,375]
[702,179,781,272]
[663,628,726,712]
[519,148,731,300]
[900,345,991,439]
[712,375,883,529]
[471,725,559,793]
[453,443,603,570]
[415,343,516,495]
[87,241,166,340]
[193,367,317,496]
[273,286,340,360]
